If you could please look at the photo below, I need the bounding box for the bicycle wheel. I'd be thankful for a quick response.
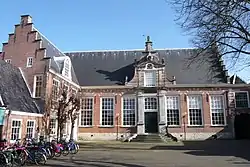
[34,152,47,165]
[0,152,8,167]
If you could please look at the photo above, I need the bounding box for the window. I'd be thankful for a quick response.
[49,118,57,135]
[210,95,225,126]
[188,95,203,126]
[11,120,21,140]
[64,85,69,92]
[5,59,11,64]
[26,120,35,138]
[33,75,43,98]
[52,79,59,100]
[80,98,93,126]
[144,71,157,87]
[64,59,70,77]
[235,92,249,108]
[166,96,180,126]
[122,97,136,126]
[26,57,33,67]
[72,88,77,96]
[101,97,114,126]
[144,97,157,110]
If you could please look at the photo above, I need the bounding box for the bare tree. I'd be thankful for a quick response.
[42,94,53,140]
[168,0,250,70]
[68,96,80,140]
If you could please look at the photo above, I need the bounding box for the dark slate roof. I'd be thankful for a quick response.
[35,29,79,84]
[65,49,228,86]
[0,61,41,113]
[230,75,246,84]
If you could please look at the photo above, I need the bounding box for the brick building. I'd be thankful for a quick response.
[1,15,250,141]
[0,61,43,143]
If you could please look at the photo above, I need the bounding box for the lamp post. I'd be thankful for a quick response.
[116,113,120,141]
[182,112,187,141]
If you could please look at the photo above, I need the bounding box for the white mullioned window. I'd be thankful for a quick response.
[144,71,157,87]
[101,97,114,126]
[235,91,249,108]
[144,97,157,110]
[80,98,93,126]
[26,120,35,138]
[122,96,136,126]
[188,95,203,126]
[166,96,180,126]
[11,120,22,141]
[49,118,57,135]
[210,95,226,126]
[52,79,60,100]
[33,75,43,98]
[64,59,70,77]
[26,57,33,67]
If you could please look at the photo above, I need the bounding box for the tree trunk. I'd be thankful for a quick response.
[70,122,74,140]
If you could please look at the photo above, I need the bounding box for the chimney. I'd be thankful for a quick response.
[21,15,32,25]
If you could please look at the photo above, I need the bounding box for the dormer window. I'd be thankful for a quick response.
[64,59,70,77]
[144,63,157,87]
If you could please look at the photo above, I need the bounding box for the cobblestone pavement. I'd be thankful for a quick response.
[32,140,250,167]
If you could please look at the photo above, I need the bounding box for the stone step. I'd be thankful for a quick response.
[131,134,165,143]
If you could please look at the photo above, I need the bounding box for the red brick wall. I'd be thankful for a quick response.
[1,15,47,95]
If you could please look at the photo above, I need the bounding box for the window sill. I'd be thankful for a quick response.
[98,126,114,128]
[210,125,227,128]
[168,125,181,128]
[79,126,93,128]
[187,125,204,128]
[120,125,136,128]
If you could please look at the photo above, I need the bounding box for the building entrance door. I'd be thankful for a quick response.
[144,112,158,133]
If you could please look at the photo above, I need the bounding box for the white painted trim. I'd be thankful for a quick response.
[6,110,43,117]
[61,57,72,80]
[49,69,80,88]
[234,91,250,108]
[209,95,227,126]
[26,57,33,67]
[26,120,36,138]
[0,95,4,106]
[10,119,22,142]
[187,94,204,126]
[18,68,32,97]
[121,95,137,127]
[79,97,94,127]
[100,97,115,127]
[33,75,43,98]
[165,95,181,127]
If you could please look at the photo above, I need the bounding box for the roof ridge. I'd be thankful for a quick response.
[33,27,66,57]
[63,47,196,53]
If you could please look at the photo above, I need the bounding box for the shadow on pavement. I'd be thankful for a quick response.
[150,140,250,162]
[48,158,145,167]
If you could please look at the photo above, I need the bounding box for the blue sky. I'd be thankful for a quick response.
[0,0,249,82]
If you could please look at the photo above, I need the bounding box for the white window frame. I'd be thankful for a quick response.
[26,120,36,138]
[165,95,181,127]
[100,97,115,127]
[26,57,33,67]
[5,59,11,64]
[33,75,43,98]
[209,95,226,126]
[64,59,70,77]
[187,95,204,126]
[144,70,157,87]
[52,79,60,100]
[144,96,158,112]
[10,119,22,143]
[49,118,58,136]
[121,96,137,127]
[234,91,250,108]
[80,97,94,127]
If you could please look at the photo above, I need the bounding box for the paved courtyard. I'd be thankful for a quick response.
[40,140,250,167]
